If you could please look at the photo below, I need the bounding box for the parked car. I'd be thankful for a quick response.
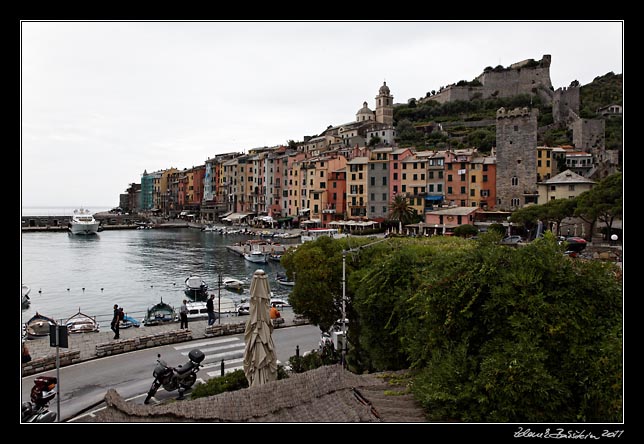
[500,235,524,245]
[558,236,588,253]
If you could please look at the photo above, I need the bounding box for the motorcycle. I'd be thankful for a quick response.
[22,375,58,422]
[144,348,205,404]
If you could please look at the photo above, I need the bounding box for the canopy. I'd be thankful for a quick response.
[243,269,278,387]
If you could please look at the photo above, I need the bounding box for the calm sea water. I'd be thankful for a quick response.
[20,228,295,326]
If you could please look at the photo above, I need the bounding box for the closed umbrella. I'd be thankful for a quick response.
[243,269,278,387]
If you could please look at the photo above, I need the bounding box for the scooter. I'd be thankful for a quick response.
[144,349,205,404]
[22,375,58,422]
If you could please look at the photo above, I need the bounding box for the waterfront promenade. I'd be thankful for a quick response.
[23,308,303,373]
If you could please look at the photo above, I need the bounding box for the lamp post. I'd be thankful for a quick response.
[507,216,512,237]
[217,273,223,324]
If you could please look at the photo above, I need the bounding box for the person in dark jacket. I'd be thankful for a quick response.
[111,304,120,339]
[206,294,216,326]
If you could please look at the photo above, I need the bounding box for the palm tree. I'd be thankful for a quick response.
[388,194,415,233]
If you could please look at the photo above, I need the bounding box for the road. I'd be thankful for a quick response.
[21,324,321,422]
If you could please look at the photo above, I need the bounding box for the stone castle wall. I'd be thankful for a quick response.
[553,86,580,124]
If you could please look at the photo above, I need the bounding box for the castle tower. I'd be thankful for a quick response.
[495,107,539,211]
[375,81,394,125]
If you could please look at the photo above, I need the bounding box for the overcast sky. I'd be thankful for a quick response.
[21,21,623,209]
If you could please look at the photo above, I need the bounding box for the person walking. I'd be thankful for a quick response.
[180,299,189,329]
[206,294,216,326]
[111,304,120,339]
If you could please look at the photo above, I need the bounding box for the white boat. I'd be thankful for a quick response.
[68,208,100,235]
[244,245,269,264]
[65,309,99,334]
[185,275,209,300]
[223,277,245,292]
[22,284,31,308]
[186,297,236,320]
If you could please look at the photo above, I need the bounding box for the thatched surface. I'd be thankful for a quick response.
[80,365,427,423]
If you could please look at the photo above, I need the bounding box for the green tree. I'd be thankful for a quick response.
[452,224,478,237]
[388,194,416,231]
[575,172,622,240]
[368,135,382,147]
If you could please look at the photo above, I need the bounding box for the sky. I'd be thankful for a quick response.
[20,21,623,209]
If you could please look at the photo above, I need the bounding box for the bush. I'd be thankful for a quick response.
[190,369,248,399]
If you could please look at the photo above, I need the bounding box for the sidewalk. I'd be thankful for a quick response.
[24,308,300,367]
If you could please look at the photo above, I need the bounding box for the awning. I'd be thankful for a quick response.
[425,195,443,201]
[277,216,293,223]
[223,212,253,222]
[302,219,321,225]
[221,210,234,218]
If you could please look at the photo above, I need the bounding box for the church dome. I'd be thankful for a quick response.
[379,81,390,95]
[357,101,372,115]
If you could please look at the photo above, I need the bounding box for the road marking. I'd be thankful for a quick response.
[174,336,240,350]
[203,349,245,362]
[202,357,244,370]
[180,341,243,356]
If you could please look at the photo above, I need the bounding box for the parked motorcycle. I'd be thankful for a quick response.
[22,375,58,422]
[143,349,205,404]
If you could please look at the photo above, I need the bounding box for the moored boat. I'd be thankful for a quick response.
[185,275,209,300]
[65,309,99,333]
[243,245,268,264]
[25,313,57,339]
[120,314,141,329]
[68,208,100,235]
[143,298,176,326]
[223,277,245,292]
[22,284,31,308]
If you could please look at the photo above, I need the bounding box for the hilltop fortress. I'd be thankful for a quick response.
[426,55,554,104]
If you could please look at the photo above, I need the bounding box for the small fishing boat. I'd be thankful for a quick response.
[143,298,176,326]
[268,252,282,262]
[185,275,209,300]
[276,272,295,287]
[243,244,268,264]
[223,277,244,292]
[25,313,57,339]
[22,284,31,308]
[120,314,141,329]
[65,309,99,334]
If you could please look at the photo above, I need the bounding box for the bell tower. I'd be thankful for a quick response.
[375,81,394,125]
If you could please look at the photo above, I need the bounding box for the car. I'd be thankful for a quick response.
[237,298,290,316]
[500,235,524,245]
[558,236,587,253]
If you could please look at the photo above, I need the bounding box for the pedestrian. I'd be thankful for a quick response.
[22,342,32,364]
[111,304,120,339]
[206,294,216,326]
[270,303,281,320]
[180,299,189,329]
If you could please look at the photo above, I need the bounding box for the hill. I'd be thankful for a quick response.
[393,72,622,152]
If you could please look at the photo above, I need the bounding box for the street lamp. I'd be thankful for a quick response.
[217,273,223,324]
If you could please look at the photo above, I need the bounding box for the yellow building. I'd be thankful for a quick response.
[536,169,595,205]
[537,146,557,182]
[400,155,427,216]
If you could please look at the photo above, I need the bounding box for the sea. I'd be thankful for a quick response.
[20,211,296,327]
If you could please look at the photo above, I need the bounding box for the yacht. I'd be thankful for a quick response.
[243,244,269,264]
[68,208,100,235]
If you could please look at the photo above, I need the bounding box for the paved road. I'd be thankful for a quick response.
[22,324,321,422]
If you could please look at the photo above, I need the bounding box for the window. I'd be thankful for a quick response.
[538,150,542,158]
[569,184,575,191]
[447,174,452,182]
[538,160,542,167]
[447,163,452,170]
[514,125,518,131]
[546,160,550,167]
[471,176,476,183]
[460,174,465,181]
[413,174,418,181]
[421,174,425,180]
[332,192,337,200]
[321,182,326,188]
[383,206,387,214]
[460,200,466,206]
[352,174,356,181]
[371,206,375,213]
[333,182,337,188]
[470,189,475,197]
[371,177,375,186]
[402,173,407,180]
[511,198,520,207]
[382,193,387,201]
[429,184,434,192]
[371,193,375,201]
[447,186,452,194]
[393,185,398,193]
[550,185,556,191]
[483,164,488,172]
[460,186,466,194]
[359,173,363,180]
[393,173,398,180]
[382,177,387,185]
[429,171,434,179]
[402,185,406,192]
[394,162,398,169]
[483,175,488,182]
[511,176,519,186]
[383,163,387,170]
[320,171,324,177]
[438,171,443,179]
[371,164,375,170]
[402,163,407,170]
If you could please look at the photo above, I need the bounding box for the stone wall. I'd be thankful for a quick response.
[22,350,81,377]
[205,322,246,337]
[553,86,580,124]
[95,329,192,357]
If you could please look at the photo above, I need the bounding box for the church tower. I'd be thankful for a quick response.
[375,81,394,125]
